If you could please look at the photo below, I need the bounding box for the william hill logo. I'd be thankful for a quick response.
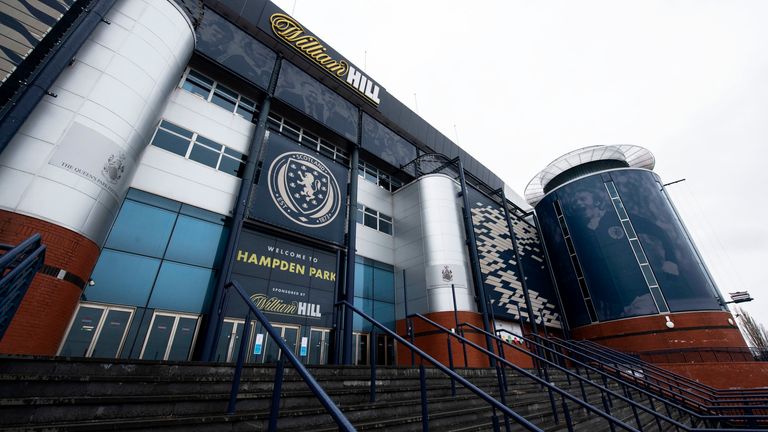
[270,13,381,106]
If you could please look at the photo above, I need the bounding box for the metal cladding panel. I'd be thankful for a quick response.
[469,187,562,328]
[195,7,276,91]
[230,229,337,328]
[275,61,358,142]
[0,0,194,245]
[247,132,349,246]
[393,174,475,315]
[610,169,722,312]
[361,113,418,170]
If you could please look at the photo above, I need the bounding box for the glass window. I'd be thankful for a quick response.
[148,261,215,313]
[218,155,244,177]
[640,264,658,287]
[211,84,238,112]
[182,70,213,99]
[363,209,377,229]
[152,129,190,156]
[373,267,394,303]
[622,220,637,239]
[90,309,132,358]
[86,250,161,306]
[159,120,193,139]
[605,182,619,198]
[189,144,221,168]
[105,201,176,257]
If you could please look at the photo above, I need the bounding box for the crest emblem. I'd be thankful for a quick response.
[101,152,126,184]
[441,266,453,282]
[268,151,341,228]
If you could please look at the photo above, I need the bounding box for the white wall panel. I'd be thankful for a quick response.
[0,0,195,245]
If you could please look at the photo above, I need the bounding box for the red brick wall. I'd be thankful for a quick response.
[571,311,747,355]
[396,311,536,368]
[658,362,768,389]
[0,210,100,355]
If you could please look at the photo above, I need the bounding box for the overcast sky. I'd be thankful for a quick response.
[273,0,768,329]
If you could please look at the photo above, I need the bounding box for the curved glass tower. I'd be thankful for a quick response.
[526,146,745,357]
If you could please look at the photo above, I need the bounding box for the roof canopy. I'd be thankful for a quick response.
[524,145,655,206]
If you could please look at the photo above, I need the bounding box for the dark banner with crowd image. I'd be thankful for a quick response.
[230,230,337,328]
[468,187,562,329]
[248,132,349,245]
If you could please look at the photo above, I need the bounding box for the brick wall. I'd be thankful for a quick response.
[0,210,99,355]
[571,311,747,357]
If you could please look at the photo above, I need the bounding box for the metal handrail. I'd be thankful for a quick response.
[1,233,46,341]
[223,281,355,431]
[579,339,768,398]
[337,300,543,432]
[490,325,767,427]
[541,336,768,428]
[566,339,768,404]
[411,313,673,432]
[458,321,768,431]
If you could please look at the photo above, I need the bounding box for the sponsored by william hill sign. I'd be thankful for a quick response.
[270,12,382,106]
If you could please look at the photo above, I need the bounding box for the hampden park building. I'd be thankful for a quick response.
[1,0,767,399]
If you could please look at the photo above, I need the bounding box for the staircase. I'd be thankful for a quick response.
[0,356,665,431]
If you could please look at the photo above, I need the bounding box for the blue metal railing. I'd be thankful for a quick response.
[572,339,768,401]
[337,300,542,432]
[409,313,650,432]
[553,338,768,427]
[0,233,46,341]
[456,320,768,430]
[222,281,355,431]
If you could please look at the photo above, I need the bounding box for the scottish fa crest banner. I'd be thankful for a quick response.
[249,133,349,245]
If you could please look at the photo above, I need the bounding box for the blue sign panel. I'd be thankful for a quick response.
[248,132,349,245]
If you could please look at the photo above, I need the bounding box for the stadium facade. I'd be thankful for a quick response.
[0,0,751,383]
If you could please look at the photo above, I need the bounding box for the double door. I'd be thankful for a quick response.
[215,320,329,365]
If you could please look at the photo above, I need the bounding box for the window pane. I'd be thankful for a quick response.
[195,135,223,151]
[105,201,176,257]
[223,147,244,159]
[236,104,255,118]
[152,129,190,156]
[213,321,235,362]
[167,317,198,361]
[187,69,214,86]
[59,306,104,357]
[142,315,175,360]
[211,93,237,112]
[650,286,669,313]
[614,200,629,220]
[640,264,658,287]
[218,156,244,177]
[622,220,637,239]
[629,239,647,263]
[148,262,215,313]
[364,212,377,229]
[379,220,392,235]
[605,182,619,198]
[159,121,193,138]
[85,250,161,306]
[165,215,227,268]
[182,80,211,99]
[189,144,221,168]
[214,84,238,100]
[373,267,394,302]
[91,309,132,358]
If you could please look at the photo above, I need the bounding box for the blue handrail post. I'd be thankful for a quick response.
[268,357,285,432]
[419,364,429,432]
[370,330,377,402]
[227,308,251,414]
[446,333,456,397]
[450,283,468,367]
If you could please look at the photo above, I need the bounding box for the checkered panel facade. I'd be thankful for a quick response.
[470,193,562,329]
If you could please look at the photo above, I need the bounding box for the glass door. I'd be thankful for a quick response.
[308,328,330,365]
[213,319,250,363]
[353,332,369,365]
[140,312,199,361]
[258,324,300,364]
[58,303,134,358]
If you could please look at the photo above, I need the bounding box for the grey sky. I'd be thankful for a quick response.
[274,0,768,328]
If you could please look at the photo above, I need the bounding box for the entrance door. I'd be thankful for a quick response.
[308,328,330,365]
[256,324,300,364]
[140,312,199,361]
[58,303,134,358]
[213,319,252,363]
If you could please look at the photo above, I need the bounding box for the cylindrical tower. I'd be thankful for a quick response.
[526,145,746,359]
[0,0,196,355]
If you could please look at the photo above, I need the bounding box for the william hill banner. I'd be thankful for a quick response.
[248,132,349,245]
[230,230,337,328]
